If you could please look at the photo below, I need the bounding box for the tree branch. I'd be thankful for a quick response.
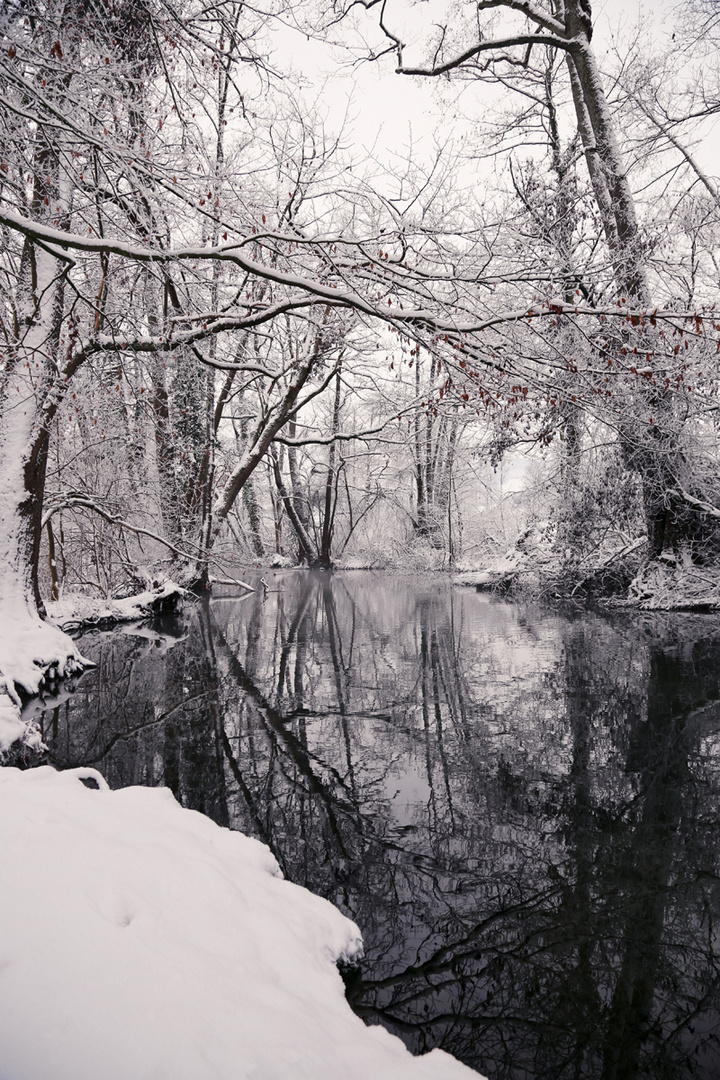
[41,496,256,591]
[395,34,574,77]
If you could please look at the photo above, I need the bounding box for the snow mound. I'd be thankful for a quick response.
[47,579,185,630]
[269,553,293,568]
[0,610,87,701]
[0,686,27,753]
[0,583,184,758]
[0,767,480,1080]
[0,610,90,755]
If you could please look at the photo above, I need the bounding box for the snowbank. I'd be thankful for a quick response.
[0,610,87,703]
[0,583,185,756]
[0,767,479,1080]
[0,612,89,754]
[47,579,185,631]
[0,686,27,754]
[626,558,720,610]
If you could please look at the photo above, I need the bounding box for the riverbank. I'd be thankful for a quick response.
[0,766,477,1080]
[0,582,186,760]
[4,576,719,1076]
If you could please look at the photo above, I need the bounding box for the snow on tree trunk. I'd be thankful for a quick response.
[0,244,88,751]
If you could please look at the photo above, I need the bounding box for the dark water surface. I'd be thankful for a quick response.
[35,572,720,1080]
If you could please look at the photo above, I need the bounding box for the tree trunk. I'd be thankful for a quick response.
[242,480,265,558]
[563,1,650,307]
[287,418,310,563]
[319,366,343,568]
[561,2,691,556]
[415,352,429,536]
[204,349,325,577]
[271,448,316,565]
[0,243,86,700]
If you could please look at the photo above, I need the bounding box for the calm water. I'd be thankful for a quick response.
[31,572,720,1080]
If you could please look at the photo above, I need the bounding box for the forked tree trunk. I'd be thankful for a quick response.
[562,1,650,306]
[287,418,310,563]
[271,447,316,565]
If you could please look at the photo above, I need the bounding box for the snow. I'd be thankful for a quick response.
[0,687,26,753]
[0,612,87,700]
[0,584,184,756]
[0,613,89,753]
[0,767,481,1080]
[47,580,185,630]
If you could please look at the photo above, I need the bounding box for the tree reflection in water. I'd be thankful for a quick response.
[38,572,720,1080]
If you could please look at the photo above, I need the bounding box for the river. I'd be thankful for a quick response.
[33,571,720,1079]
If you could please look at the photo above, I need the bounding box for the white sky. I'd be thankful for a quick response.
[269,0,718,182]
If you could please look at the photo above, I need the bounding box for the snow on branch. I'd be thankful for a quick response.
[395,34,575,77]
[41,496,255,593]
[476,1,565,36]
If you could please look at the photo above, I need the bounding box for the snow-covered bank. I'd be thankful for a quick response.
[0,767,479,1080]
[47,579,186,631]
[624,559,720,611]
[0,583,185,758]
[454,523,647,602]
[0,612,89,755]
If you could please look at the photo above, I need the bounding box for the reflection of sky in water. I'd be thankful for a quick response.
[384,761,433,825]
[34,574,720,1080]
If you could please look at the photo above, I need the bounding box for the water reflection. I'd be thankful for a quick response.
[38,573,720,1079]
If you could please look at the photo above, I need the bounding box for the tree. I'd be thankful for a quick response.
[0,0,329,691]
[7,0,720,726]
[0,0,515,700]
[345,0,720,565]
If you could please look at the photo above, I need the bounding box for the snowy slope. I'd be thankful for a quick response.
[0,767,481,1080]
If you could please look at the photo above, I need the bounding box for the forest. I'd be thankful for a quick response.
[6,5,720,1078]
[2,0,720,710]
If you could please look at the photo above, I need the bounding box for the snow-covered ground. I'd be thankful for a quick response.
[0,583,184,756]
[0,767,480,1080]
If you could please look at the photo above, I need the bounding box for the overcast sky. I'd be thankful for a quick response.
[265,0,720,193]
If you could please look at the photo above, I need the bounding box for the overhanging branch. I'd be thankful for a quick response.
[41,496,256,592]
